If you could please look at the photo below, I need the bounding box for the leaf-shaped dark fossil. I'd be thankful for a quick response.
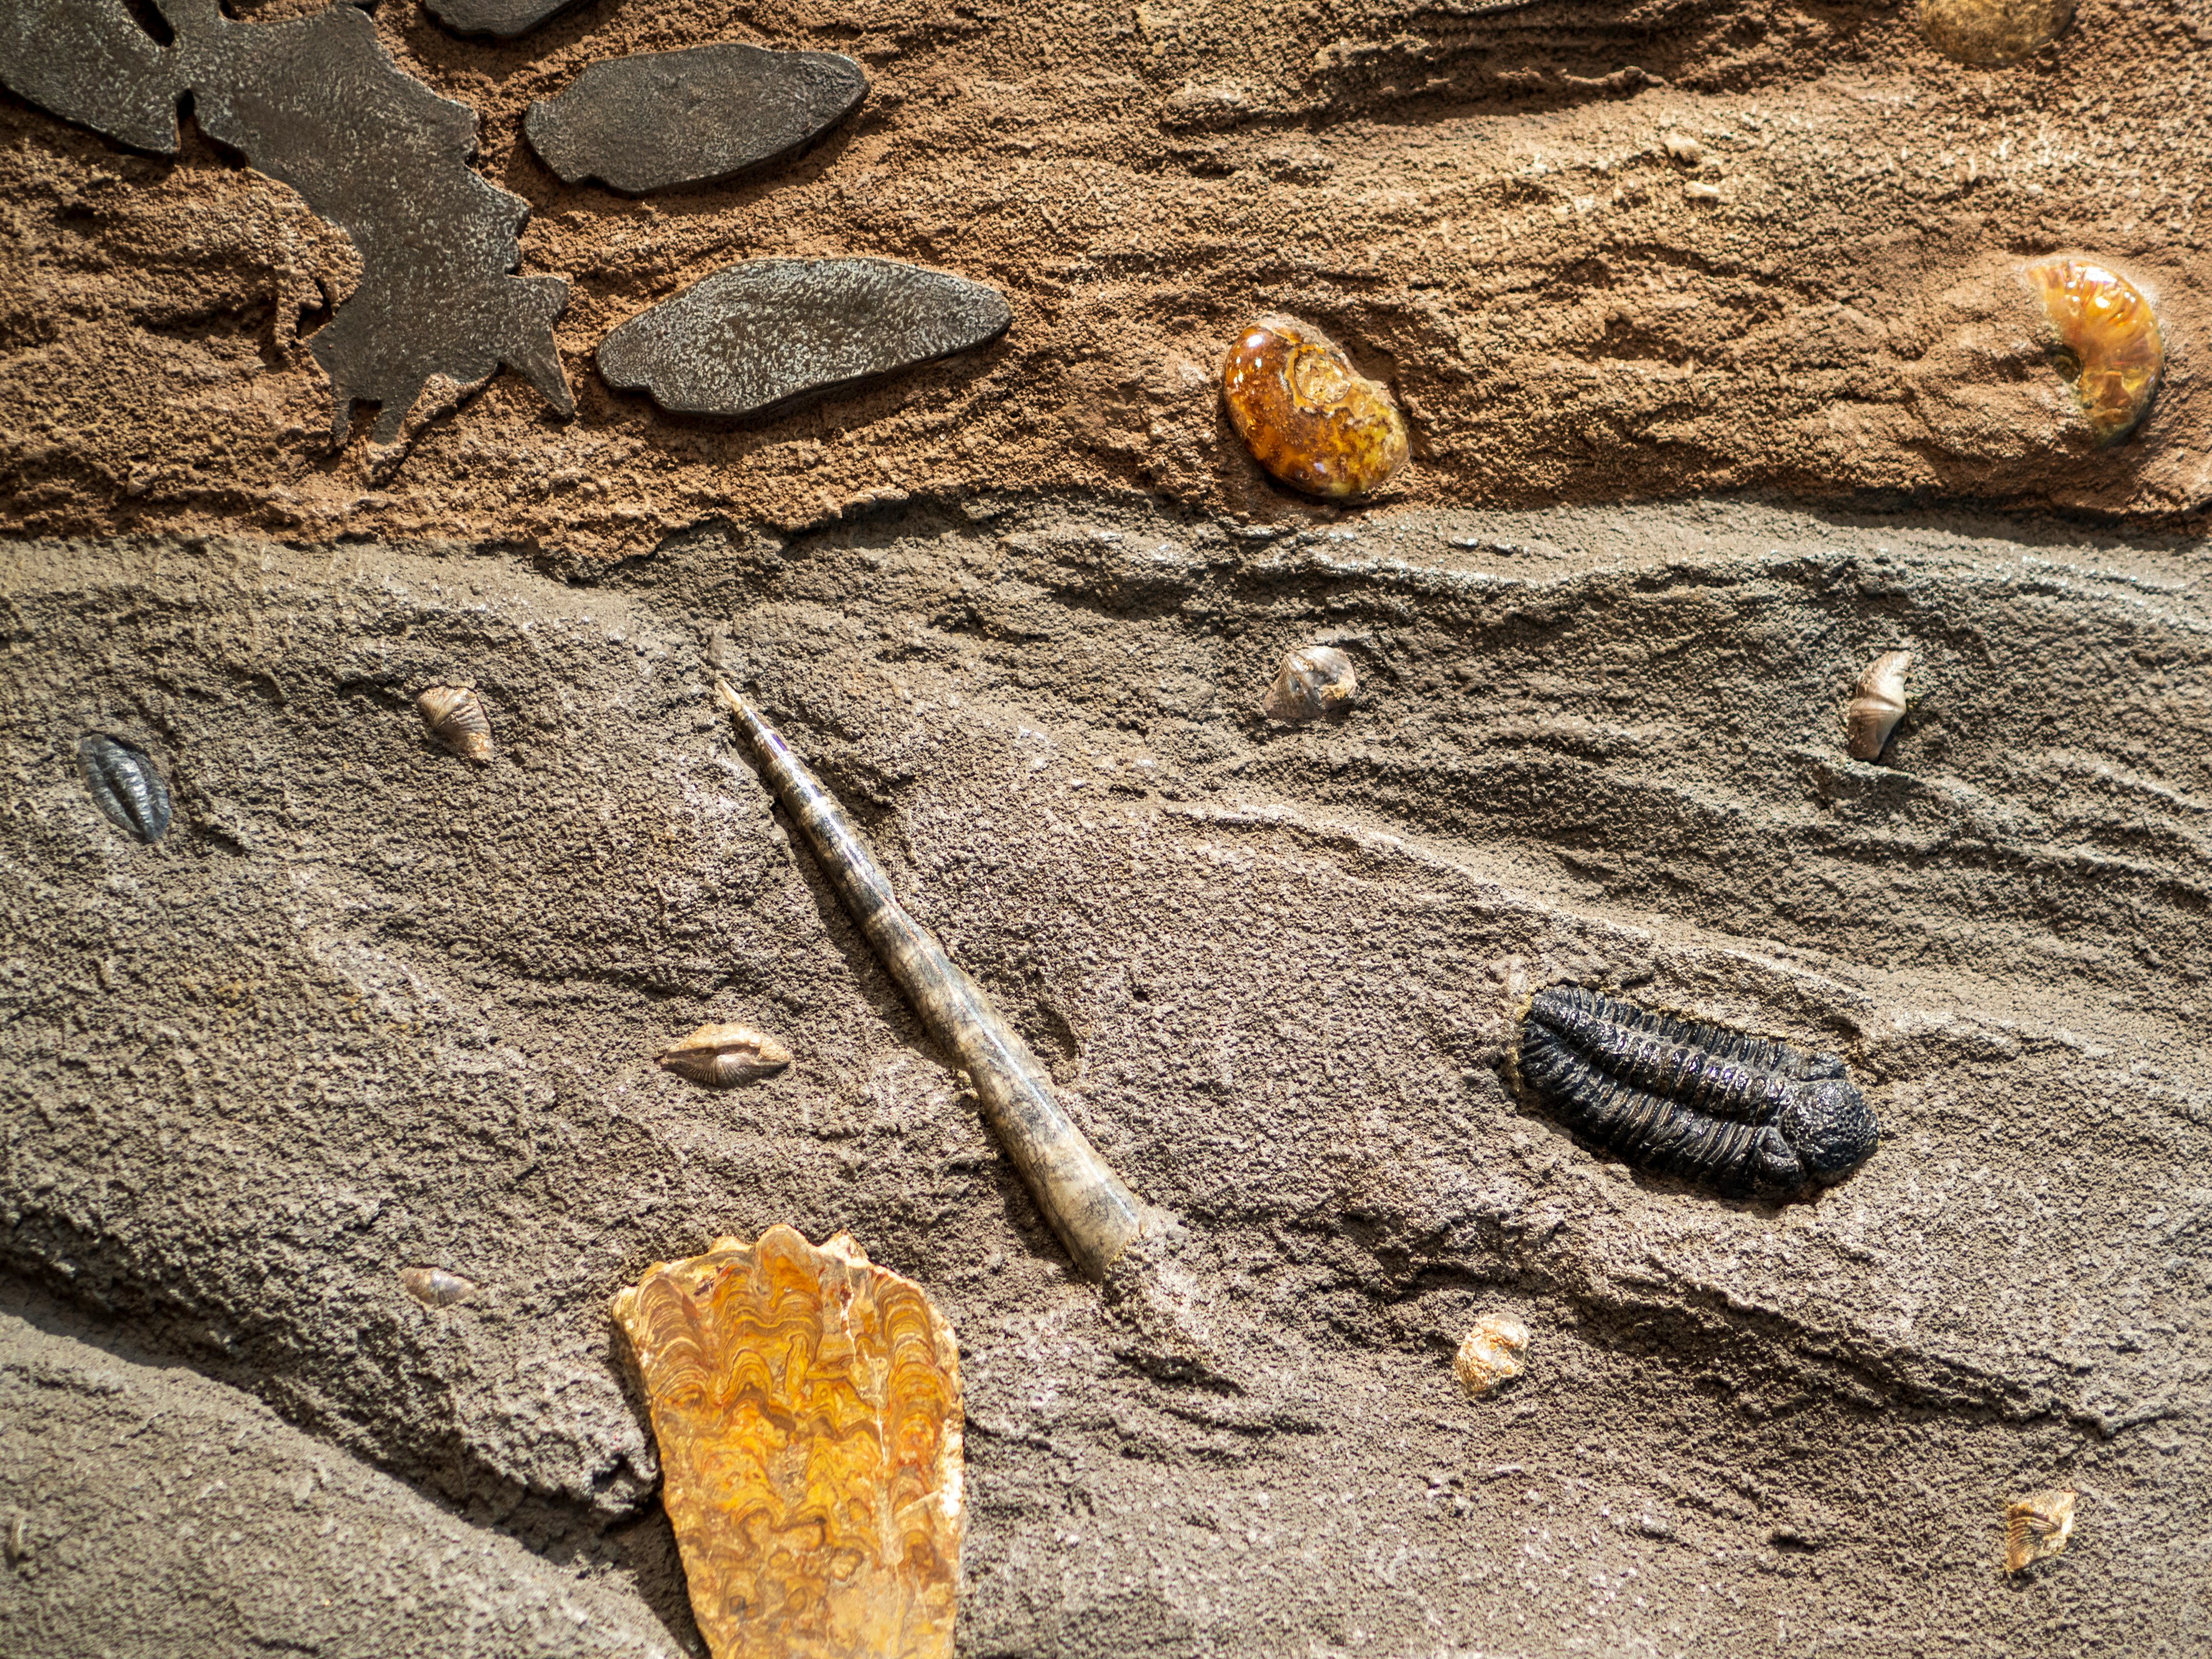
[1514,985,1878,1196]
[77,733,172,843]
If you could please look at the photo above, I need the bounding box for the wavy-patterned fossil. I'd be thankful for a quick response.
[612,1227,961,1659]
[76,733,172,843]
[714,680,1154,1279]
[1516,984,1878,1196]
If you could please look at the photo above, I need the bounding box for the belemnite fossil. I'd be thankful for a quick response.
[2023,256,2165,446]
[1221,314,1409,499]
[77,733,171,843]
[526,43,867,195]
[1514,985,1878,1196]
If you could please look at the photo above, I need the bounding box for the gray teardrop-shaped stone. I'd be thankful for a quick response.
[78,733,172,843]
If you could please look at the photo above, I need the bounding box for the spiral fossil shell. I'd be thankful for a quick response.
[612,1226,962,1659]
[1221,315,1409,499]
[77,733,171,843]
[1453,1313,1529,1399]
[2003,1488,2077,1573]
[1846,649,1912,762]
[657,1022,793,1086]
[416,684,493,761]
[2022,257,2164,445]
[1263,644,1358,722]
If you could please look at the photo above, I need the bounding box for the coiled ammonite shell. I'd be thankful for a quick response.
[1262,644,1358,722]
[1846,649,1912,762]
[612,1226,962,1659]
[2022,257,2164,446]
[1515,986,1878,1197]
[77,733,171,843]
[1221,315,1409,499]
[2003,1488,2077,1573]
[1921,0,2074,66]
[657,1022,793,1086]
[415,684,493,762]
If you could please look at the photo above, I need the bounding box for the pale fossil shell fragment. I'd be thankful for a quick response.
[416,684,493,761]
[1263,645,1358,723]
[2003,1488,2077,1573]
[1453,1312,1529,1398]
[657,1022,793,1086]
[1846,650,1912,762]
[77,733,171,842]
[714,679,1161,1280]
[399,1266,475,1308]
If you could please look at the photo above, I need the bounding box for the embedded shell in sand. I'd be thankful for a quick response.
[611,1226,963,1659]
[415,685,493,761]
[1453,1313,1530,1397]
[656,1022,793,1086]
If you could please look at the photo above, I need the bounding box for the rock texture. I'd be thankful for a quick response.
[597,259,1012,420]
[526,44,867,195]
[425,0,588,41]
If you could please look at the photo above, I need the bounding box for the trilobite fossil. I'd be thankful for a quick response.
[77,734,172,843]
[1514,985,1878,1196]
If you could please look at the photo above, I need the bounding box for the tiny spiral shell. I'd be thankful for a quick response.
[2003,1488,2076,1573]
[416,685,493,762]
[657,1022,793,1086]
[1846,650,1912,762]
[1221,315,1409,499]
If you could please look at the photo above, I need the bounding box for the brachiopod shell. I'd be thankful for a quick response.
[1221,315,1409,499]
[1921,0,2074,66]
[1453,1312,1529,1398]
[416,684,493,762]
[1263,645,1357,723]
[400,1266,476,1308]
[77,733,172,843]
[1846,649,1912,762]
[657,1022,793,1086]
[2022,256,2164,445]
[2003,1488,2077,1573]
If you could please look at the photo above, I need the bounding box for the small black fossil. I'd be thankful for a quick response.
[77,733,171,843]
[1514,985,1877,1196]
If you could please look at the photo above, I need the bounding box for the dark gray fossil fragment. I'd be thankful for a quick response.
[77,734,172,843]
[596,258,1011,419]
[421,0,585,40]
[525,43,867,195]
[0,0,571,444]
[1514,985,1878,1196]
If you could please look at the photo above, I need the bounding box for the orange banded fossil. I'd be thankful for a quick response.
[2022,257,2164,446]
[1221,315,1409,499]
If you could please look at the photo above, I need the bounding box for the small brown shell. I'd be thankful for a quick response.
[1452,1312,1529,1398]
[1846,650,1912,762]
[657,1022,793,1086]
[1921,0,2074,66]
[1263,645,1358,723]
[416,684,493,762]
[1221,315,1409,499]
[2003,1488,2077,1573]
[400,1266,476,1308]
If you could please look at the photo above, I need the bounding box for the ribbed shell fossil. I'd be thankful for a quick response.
[612,1226,961,1659]
[1921,0,2074,66]
[657,1023,793,1086]
[416,684,493,761]
[1221,315,1409,499]
[399,1266,476,1308]
[715,680,1158,1281]
[77,733,172,843]
[2003,1488,2077,1573]
[1263,645,1358,723]
[1452,1313,1529,1399]
[1516,985,1879,1196]
[2023,257,2164,445]
[1846,649,1911,762]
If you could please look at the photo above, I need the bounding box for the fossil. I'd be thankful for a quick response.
[416,685,493,762]
[657,1023,793,1086]
[1921,0,2074,66]
[612,1226,961,1659]
[399,1266,475,1308]
[2003,1488,2077,1573]
[424,0,585,38]
[1514,985,1878,1196]
[1221,314,1408,499]
[1846,649,1911,761]
[1263,644,1358,722]
[77,733,172,843]
[2024,256,2163,445]
[1452,1313,1529,1398]
[714,680,1156,1279]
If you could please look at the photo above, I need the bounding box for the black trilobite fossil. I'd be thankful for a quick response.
[1514,985,1877,1196]
[77,733,172,843]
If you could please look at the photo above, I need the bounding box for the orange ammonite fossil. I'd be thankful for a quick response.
[2022,257,2165,446]
[1221,315,1410,499]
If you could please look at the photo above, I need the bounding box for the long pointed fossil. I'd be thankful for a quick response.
[714,679,1154,1280]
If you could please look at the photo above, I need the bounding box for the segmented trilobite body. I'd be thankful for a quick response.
[77,734,171,843]
[1517,986,1877,1196]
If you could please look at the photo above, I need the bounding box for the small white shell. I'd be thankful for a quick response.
[1846,649,1911,761]
[400,1266,476,1308]
[1263,645,1357,722]
[2003,1488,2076,1573]
[417,684,493,762]
[1452,1312,1529,1398]
[657,1022,793,1086]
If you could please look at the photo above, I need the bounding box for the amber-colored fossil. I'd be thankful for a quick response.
[658,1023,793,1086]
[612,1226,963,1659]
[2022,257,2164,446]
[1221,315,1409,499]
[2003,1488,2077,1573]
[1921,0,2074,66]
[1452,1312,1529,1398]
